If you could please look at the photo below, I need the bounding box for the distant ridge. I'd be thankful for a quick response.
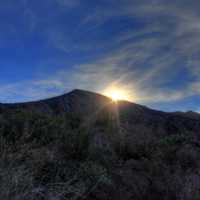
[0,89,199,137]
[0,89,199,117]
[1,89,200,200]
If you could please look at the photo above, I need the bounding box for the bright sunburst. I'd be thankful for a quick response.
[110,90,126,101]
[102,86,131,102]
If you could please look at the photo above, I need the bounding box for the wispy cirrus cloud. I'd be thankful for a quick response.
[74,0,200,101]
[0,0,200,112]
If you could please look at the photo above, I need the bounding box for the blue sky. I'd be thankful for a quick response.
[0,0,200,112]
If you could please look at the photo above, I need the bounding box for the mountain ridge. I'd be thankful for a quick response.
[1,89,200,199]
[1,89,199,140]
[0,89,199,117]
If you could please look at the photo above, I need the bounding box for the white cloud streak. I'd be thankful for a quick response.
[1,0,200,107]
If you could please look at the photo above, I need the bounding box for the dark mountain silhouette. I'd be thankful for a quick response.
[1,89,200,136]
[0,89,200,200]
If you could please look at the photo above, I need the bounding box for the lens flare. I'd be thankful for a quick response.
[102,86,131,102]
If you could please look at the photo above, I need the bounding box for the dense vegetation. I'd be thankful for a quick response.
[0,109,116,200]
[0,93,200,200]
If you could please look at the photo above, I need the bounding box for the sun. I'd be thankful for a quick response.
[102,87,131,102]
[110,90,126,101]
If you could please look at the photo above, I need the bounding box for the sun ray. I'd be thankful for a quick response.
[102,85,132,102]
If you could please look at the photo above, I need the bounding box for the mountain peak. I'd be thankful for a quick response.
[69,89,110,99]
[70,89,89,93]
[1,91,200,200]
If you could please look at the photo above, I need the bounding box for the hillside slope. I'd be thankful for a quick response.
[0,89,200,200]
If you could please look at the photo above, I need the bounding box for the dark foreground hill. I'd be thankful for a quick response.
[0,89,200,200]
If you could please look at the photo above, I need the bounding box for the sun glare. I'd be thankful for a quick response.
[110,91,125,101]
[103,87,131,102]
